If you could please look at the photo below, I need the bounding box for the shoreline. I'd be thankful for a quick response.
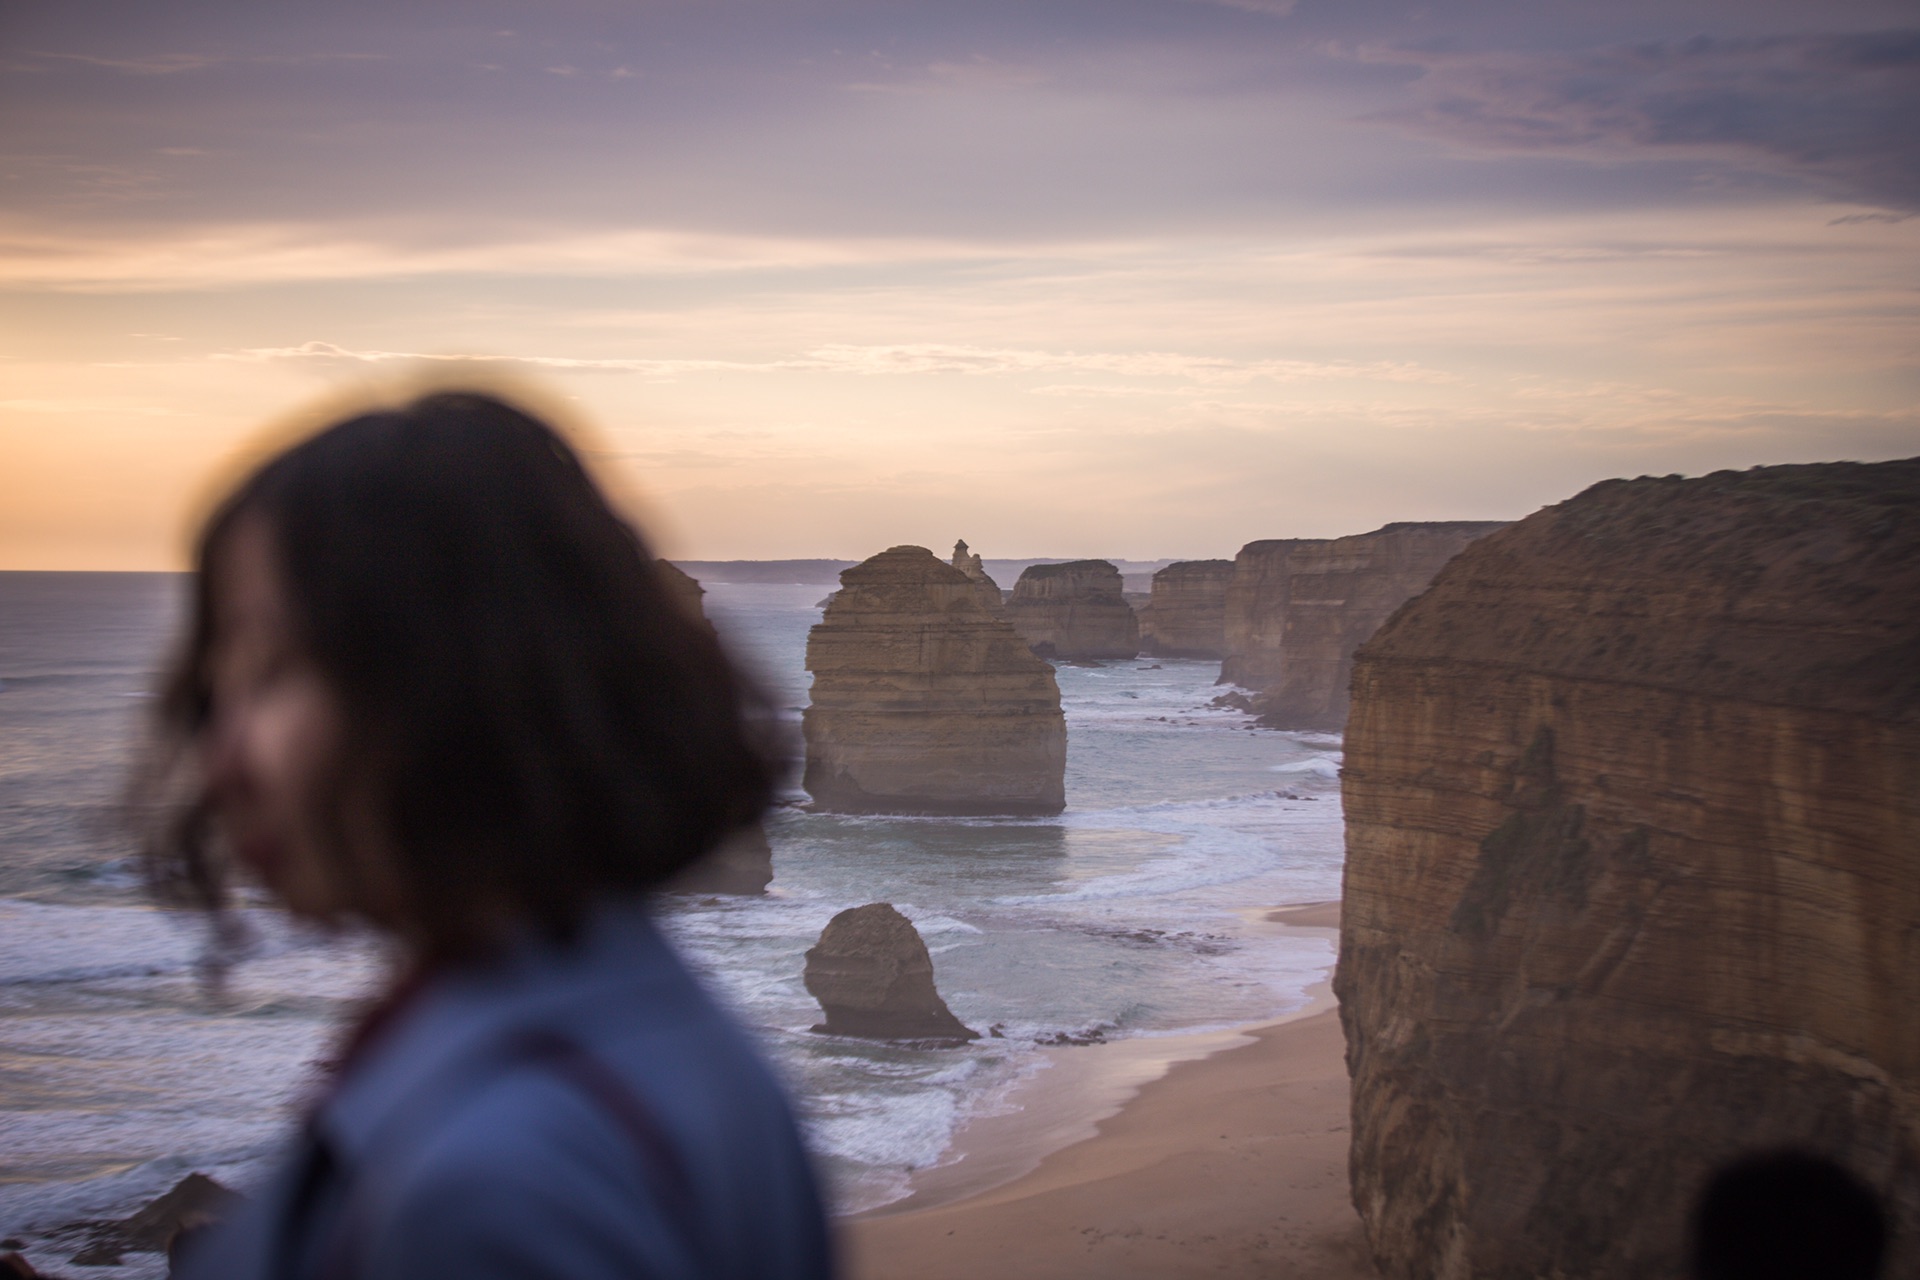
[841,900,1374,1278]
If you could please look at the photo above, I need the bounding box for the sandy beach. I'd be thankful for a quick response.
[840,902,1376,1279]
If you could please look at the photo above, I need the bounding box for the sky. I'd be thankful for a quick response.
[2,0,1916,568]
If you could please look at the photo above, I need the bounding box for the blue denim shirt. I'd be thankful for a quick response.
[177,903,835,1280]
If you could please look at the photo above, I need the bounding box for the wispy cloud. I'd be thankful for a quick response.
[18,51,224,75]
[1367,30,1920,211]
[0,222,1030,291]
[214,340,744,376]
[215,339,1459,387]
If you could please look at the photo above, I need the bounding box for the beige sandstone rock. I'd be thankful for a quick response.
[804,902,979,1042]
[803,545,1066,815]
[1006,560,1140,660]
[1138,559,1232,659]
[950,539,1007,613]
[1336,460,1920,1280]
[1220,522,1504,729]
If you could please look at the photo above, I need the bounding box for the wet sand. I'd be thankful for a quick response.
[840,902,1376,1279]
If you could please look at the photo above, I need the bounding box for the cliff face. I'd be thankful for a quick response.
[1219,522,1505,729]
[1138,560,1232,659]
[1336,460,1920,1280]
[1005,560,1140,660]
[803,545,1066,815]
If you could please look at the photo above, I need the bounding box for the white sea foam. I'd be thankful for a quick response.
[1,580,1347,1231]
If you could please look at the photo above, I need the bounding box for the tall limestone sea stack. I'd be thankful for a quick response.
[1005,560,1140,660]
[1220,521,1504,729]
[1336,460,1920,1280]
[803,545,1066,815]
[1138,559,1232,658]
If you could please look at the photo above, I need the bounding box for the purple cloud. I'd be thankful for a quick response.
[1370,30,1920,211]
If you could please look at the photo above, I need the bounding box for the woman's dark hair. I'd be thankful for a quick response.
[138,390,775,957]
[1690,1149,1888,1280]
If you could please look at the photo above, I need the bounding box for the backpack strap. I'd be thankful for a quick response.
[505,1029,701,1240]
[304,1029,706,1279]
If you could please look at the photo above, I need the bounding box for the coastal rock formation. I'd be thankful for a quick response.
[1005,560,1140,660]
[950,540,1007,613]
[1220,522,1504,730]
[1336,460,1920,1280]
[1138,559,1232,658]
[61,1173,240,1266]
[804,903,979,1042]
[803,546,1066,815]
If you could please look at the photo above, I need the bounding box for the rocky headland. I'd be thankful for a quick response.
[803,545,1066,815]
[1138,559,1233,659]
[1336,460,1920,1279]
[1221,522,1505,730]
[1005,560,1140,660]
[804,903,978,1043]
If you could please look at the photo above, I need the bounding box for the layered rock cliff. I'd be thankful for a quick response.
[1138,559,1232,658]
[1336,460,1920,1280]
[804,902,979,1042]
[1005,560,1140,660]
[803,545,1066,815]
[1220,522,1505,729]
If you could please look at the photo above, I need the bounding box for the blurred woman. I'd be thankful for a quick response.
[140,390,833,1279]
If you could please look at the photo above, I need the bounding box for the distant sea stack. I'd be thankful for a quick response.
[1337,460,1920,1280]
[1005,560,1140,660]
[803,545,1066,815]
[950,539,1007,613]
[1220,522,1504,730]
[803,903,978,1043]
[1138,559,1232,659]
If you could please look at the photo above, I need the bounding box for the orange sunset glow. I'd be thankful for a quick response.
[3,1,1915,567]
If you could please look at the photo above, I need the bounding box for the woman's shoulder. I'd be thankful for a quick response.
[327,914,832,1278]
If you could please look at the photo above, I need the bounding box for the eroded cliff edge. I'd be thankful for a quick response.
[803,545,1066,815]
[1336,460,1920,1279]
[1221,522,1504,730]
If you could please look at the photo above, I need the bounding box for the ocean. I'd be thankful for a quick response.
[0,572,1343,1269]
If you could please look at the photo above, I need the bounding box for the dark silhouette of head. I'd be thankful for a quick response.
[138,390,775,960]
[1691,1150,1887,1280]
